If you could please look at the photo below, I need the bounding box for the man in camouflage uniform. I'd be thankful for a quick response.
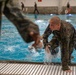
[43,16,76,72]
[0,0,42,48]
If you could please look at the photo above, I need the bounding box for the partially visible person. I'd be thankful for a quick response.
[65,2,72,14]
[43,16,76,72]
[34,2,39,14]
[21,2,25,11]
[0,0,42,47]
[28,32,43,52]
[29,31,43,50]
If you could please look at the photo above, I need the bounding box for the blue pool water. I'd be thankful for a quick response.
[0,14,76,63]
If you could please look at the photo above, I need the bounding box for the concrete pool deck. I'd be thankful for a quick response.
[0,61,76,75]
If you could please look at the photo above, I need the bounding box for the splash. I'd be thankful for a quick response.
[44,45,52,65]
[28,45,39,57]
[44,47,60,65]
[5,46,15,52]
[44,50,52,65]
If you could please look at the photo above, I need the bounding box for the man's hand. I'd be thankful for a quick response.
[45,45,51,53]
[32,40,43,49]
[64,69,72,73]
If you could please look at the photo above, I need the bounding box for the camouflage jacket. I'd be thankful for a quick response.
[43,20,76,49]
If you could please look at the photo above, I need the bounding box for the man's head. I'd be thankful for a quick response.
[49,16,61,31]
[67,2,70,8]
[34,2,36,4]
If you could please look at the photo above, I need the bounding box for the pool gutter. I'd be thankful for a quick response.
[0,60,76,66]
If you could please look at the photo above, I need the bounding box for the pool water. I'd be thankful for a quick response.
[0,14,76,63]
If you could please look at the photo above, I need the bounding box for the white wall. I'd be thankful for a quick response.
[62,0,76,6]
[19,0,58,7]
[18,0,76,7]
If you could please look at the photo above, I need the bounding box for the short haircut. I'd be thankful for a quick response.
[50,16,61,25]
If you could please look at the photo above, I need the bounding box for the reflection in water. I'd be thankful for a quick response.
[34,14,38,20]
[65,14,72,22]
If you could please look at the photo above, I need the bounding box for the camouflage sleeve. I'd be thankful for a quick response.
[61,21,75,48]
[3,0,39,43]
[62,23,75,51]
[43,24,52,48]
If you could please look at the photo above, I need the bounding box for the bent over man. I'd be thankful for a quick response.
[43,16,76,72]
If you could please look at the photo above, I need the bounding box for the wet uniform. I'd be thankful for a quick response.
[0,0,39,43]
[43,20,76,70]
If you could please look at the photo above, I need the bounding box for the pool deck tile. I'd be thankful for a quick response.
[0,62,76,75]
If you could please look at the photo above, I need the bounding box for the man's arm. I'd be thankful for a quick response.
[61,24,74,71]
[43,24,52,48]
[61,37,70,70]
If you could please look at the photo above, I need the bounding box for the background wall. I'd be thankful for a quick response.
[18,0,76,7]
[19,0,58,7]
[17,0,76,14]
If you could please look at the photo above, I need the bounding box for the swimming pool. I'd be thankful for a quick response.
[0,14,76,63]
